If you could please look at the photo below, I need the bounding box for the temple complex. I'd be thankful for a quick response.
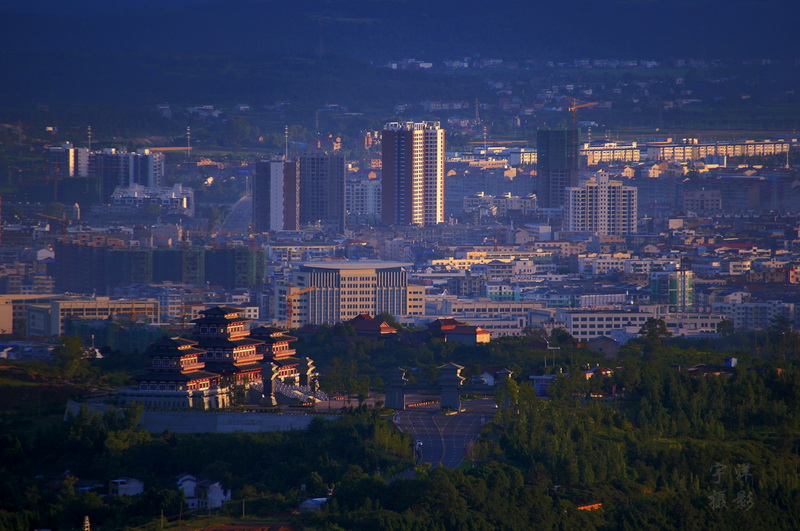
[120,306,320,410]
[119,336,227,410]
[192,306,264,387]
[249,326,301,383]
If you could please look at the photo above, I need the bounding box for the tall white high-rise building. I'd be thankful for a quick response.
[253,158,299,232]
[381,121,445,226]
[566,175,637,235]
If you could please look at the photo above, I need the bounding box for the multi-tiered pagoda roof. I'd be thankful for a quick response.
[134,337,218,384]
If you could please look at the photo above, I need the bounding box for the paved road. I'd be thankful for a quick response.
[394,399,497,469]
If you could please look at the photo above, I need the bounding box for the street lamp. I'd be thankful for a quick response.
[546,340,560,369]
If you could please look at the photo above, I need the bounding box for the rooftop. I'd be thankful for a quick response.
[300,261,412,271]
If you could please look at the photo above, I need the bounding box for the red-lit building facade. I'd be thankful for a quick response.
[249,326,301,383]
[120,336,228,410]
[192,306,265,387]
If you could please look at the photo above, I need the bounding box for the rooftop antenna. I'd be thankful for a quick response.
[284,125,289,160]
[483,126,488,158]
[186,126,191,162]
[87,125,92,151]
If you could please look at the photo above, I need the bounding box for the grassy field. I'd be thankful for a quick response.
[126,510,300,530]
[0,363,97,415]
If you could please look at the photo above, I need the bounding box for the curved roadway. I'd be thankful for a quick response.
[394,399,497,469]
[219,195,252,233]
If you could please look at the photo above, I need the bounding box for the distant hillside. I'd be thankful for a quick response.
[0,0,797,107]
[2,0,797,59]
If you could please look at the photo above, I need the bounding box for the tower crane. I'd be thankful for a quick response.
[568,99,599,131]
[285,285,316,329]
[37,213,70,236]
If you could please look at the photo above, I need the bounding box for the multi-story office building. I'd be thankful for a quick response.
[507,148,538,166]
[537,128,580,208]
[576,253,680,275]
[462,193,538,217]
[0,294,68,335]
[46,142,90,180]
[252,158,299,232]
[275,261,418,327]
[556,306,723,341]
[581,140,641,165]
[26,297,160,336]
[566,176,637,235]
[650,270,694,312]
[382,121,445,226]
[110,184,195,217]
[54,241,265,294]
[90,148,165,201]
[711,300,796,330]
[346,174,382,225]
[54,241,153,295]
[299,153,346,232]
[645,138,790,162]
[435,298,546,321]
[682,188,722,212]
[46,144,165,202]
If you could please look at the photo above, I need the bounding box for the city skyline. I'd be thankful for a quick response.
[2,1,800,529]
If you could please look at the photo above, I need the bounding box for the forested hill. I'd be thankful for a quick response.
[1,0,797,60]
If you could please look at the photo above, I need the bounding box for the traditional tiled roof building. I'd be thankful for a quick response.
[121,306,321,409]
[249,326,302,383]
[427,317,492,343]
[427,317,462,335]
[347,314,398,336]
[192,306,265,387]
[120,336,228,410]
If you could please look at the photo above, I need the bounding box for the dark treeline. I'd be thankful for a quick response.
[307,364,800,530]
[0,406,411,530]
[3,322,800,529]
[303,318,798,397]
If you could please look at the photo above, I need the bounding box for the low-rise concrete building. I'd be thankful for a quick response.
[26,297,160,337]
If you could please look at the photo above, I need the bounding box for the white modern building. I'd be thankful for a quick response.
[711,300,796,330]
[566,175,637,236]
[111,184,195,216]
[382,121,445,226]
[581,140,641,165]
[346,174,382,223]
[645,138,790,162]
[91,148,165,188]
[275,261,421,327]
[556,306,724,341]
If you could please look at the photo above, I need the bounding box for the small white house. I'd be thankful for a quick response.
[176,473,197,499]
[177,474,230,509]
[196,480,231,509]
